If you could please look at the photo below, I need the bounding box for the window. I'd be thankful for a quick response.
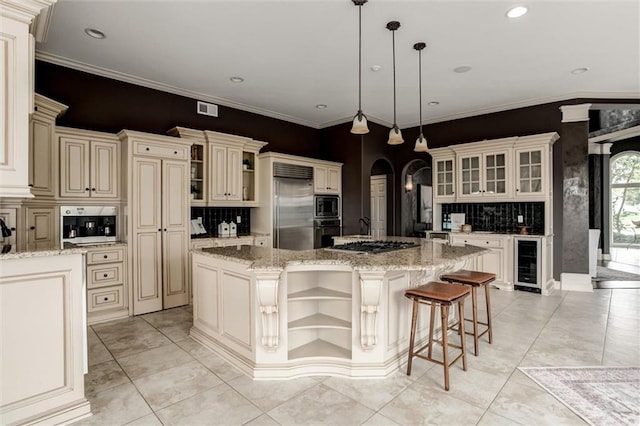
[611,152,640,245]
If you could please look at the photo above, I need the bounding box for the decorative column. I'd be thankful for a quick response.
[255,271,281,351]
[358,270,385,350]
[559,104,592,291]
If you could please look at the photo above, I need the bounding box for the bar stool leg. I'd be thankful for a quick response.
[440,304,450,391]
[471,286,479,356]
[406,299,419,376]
[484,284,493,344]
[428,303,436,358]
[458,299,467,371]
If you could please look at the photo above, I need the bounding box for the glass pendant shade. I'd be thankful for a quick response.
[414,134,428,152]
[351,111,369,134]
[387,125,404,145]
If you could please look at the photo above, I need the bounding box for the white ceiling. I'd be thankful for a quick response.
[36,0,640,129]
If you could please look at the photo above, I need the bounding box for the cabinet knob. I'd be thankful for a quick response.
[10,227,15,231]
[103,255,108,259]
[85,188,90,191]
[174,151,178,154]
[164,228,167,231]
[28,184,33,187]
[146,147,150,151]
[103,273,108,278]
[91,188,96,191]
[103,297,109,301]
[516,188,520,192]
[158,228,162,232]
[486,241,490,244]
[30,226,35,230]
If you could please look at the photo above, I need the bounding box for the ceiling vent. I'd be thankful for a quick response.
[197,101,218,117]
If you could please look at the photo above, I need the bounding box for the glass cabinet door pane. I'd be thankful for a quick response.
[531,165,541,178]
[471,157,479,168]
[520,152,529,165]
[496,154,505,167]
[531,150,541,164]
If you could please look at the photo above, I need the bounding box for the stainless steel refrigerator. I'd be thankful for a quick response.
[273,163,314,250]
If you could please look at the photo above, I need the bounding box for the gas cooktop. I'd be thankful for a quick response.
[324,240,419,255]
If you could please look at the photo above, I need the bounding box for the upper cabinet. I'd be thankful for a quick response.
[314,165,341,194]
[29,94,67,197]
[0,0,56,198]
[169,127,267,207]
[430,133,558,203]
[57,127,120,199]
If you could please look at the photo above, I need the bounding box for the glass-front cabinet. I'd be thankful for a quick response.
[434,156,456,201]
[190,142,206,204]
[515,146,546,198]
[457,150,509,199]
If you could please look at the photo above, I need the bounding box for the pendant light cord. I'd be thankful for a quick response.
[392,29,397,126]
[358,3,362,113]
[418,48,423,135]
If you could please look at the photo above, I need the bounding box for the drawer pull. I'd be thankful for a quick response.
[174,151,178,154]
[146,147,150,151]
[103,273,108,277]
[104,297,109,301]
[103,255,108,259]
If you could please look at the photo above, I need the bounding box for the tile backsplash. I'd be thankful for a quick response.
[190,207,251,236]
[441,202,544,234]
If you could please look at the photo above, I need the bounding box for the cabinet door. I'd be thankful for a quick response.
[163,160,190,309]
[0,208,18,252]
[91,140,118,198]
[458,155,482,197]
[434,157,455,200]
[29,115,56,197]
[515,147,545,197]
[210,145,228,200]
[226,146,242,201]
[25,207,56,250]
[314,166,328,193]
[327,167,341,192]
[483,152,508,198]
[479,248,504,283]
[59,137,90,198]
[132,157,163,315]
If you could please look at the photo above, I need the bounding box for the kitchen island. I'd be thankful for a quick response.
[191,239,486,379]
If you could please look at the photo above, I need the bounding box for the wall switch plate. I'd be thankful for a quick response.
[517,215,523,223]
[236,216,241,223]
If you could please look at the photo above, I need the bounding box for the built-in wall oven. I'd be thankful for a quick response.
[60,206,118,247]
[514,236,542,293]
[314,195,340,218]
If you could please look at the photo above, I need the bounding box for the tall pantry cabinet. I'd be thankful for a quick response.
[119,131,191,315]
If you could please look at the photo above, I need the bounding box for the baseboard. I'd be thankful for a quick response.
[560,273,594,292]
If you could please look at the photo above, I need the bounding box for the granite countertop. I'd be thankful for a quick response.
[195,240,486,273]
[63,241,128,249]
[190,233,270,240]
[0,247,87,260]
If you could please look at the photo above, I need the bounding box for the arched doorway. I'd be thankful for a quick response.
[610,151,640,246]
[370,159,394,237]
[401,159,431,237]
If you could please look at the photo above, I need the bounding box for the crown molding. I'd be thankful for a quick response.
[30,3,55,42]
[0,0,55,22]
[35,51,321,129]
[589,125,640,143]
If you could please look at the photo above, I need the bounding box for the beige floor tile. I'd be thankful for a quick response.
[321,370,413,411]
[141,306,192,329]
[197,352,245,382]
[157,322,192,342]
[124,413,163,426]
[155,383,262,426]
[243,414,281,426]
[176,336,217,359]
[84,359,130,398]
[75,382,152,426]
[227,374,317,411]
[378,379,485,425]
[87,328,114,366]
[361,413,401,425]
[476,411,525,425]
[134,360,223,411]
[267,383,374,425]
[94,317,173,359]
[118,343,194,380]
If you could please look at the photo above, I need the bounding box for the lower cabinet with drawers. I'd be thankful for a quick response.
[450,233,513,289]
[85,244,129,324]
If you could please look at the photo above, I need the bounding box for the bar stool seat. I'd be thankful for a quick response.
[440,269,496,356]
[404,281,471,391]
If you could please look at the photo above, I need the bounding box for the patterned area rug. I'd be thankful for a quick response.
[519,366,640,426]
[594,266,640,282]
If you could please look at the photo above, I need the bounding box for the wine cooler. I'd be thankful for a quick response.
[514,236,542,293]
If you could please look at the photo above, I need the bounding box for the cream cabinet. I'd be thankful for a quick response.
[456,150,511,199]
[58,128,119,199]
[450,233,512,288]
[432,154,456,201]
[514,144,553,199]
[29,94,67,197]
[253,235,270,247]
[120,131,191,315]
[0,1,56,198]
[314,165,341,194]
[211,144,243,202]
[85,245,129,324]
[25,205,57,251]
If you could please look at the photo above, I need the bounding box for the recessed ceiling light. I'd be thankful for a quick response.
[315,104,327,109]
[370,65,382,72]
[229,76,244,83]
[427,101,440,106]
[453,65,472,73]
[505,6,528,18]
[571,67,589,75]
[84,28,106,39]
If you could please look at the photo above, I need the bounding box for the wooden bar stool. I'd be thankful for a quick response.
[404,281,471,391]
[440,270,496,356]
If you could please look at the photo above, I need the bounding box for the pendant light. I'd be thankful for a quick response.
[386,21,404,145]
[351,0,369,134]
[413,42,429,152]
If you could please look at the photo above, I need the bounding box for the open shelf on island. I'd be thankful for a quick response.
[288,287,351,301]
[288,339,352,360]
[288,313,351,330]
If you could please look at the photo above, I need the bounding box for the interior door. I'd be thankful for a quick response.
[370,175,387,239]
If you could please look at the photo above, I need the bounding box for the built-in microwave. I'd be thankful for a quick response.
[314,195,340,218]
